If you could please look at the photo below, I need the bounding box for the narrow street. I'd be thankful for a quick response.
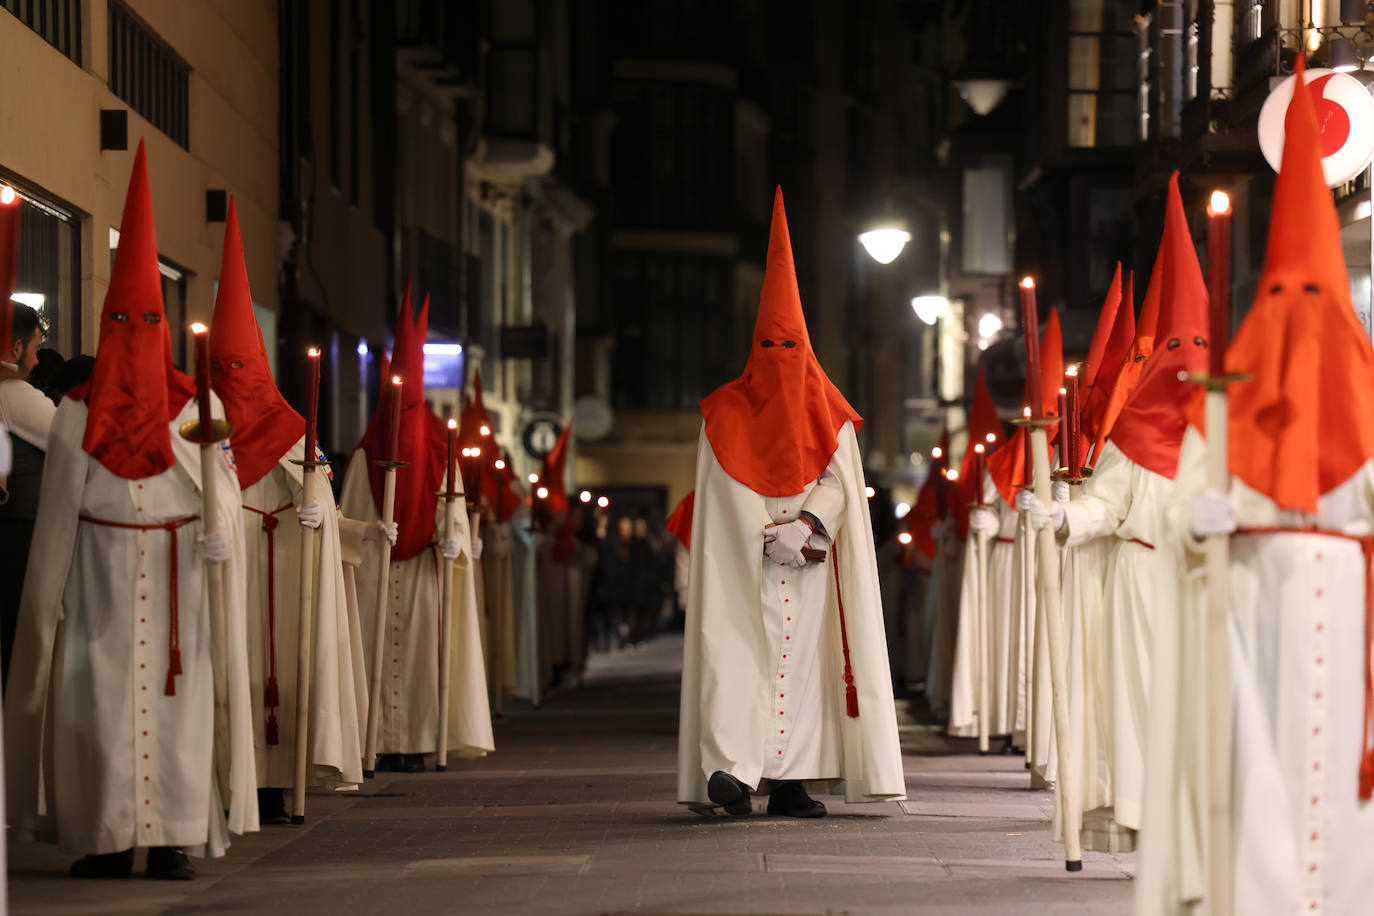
[10,637,1134,915]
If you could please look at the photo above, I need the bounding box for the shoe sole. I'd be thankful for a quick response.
[707,772,752,816]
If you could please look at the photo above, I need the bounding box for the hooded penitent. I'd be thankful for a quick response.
[1107,172,1209,480]
[351,286,448,561]
[1081,270,1136,455]
[904,426,950,560]
[989,309,1064,506]
[539,424,572,516]
[458,370,511,513]
[71,140,196,479]
[700,187,862,497]
[950,366,1004,538]
[1076,264,1125,461]
[665,491,695,550]
[210,198,305,489]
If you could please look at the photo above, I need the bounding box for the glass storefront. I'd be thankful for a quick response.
[7,184,80,359]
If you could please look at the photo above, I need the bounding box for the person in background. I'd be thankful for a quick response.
[0,302,55,683]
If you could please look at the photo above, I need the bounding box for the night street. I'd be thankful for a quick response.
[10,638,1132,915]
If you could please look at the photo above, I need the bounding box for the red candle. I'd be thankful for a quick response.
[446,419,458,500]
[191,323,212,437]
[1021,405,1033,487]
[0,185,21,358]
[1019,278,1042,418]
[386,375,403,462]
[973,443,985,504]
[1057,387,1068,466]
[304,347,321,462]
[1206,190,1232,378]
[1065,366,1080,476]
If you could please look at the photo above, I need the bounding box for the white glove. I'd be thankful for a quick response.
[763,518,811,569]
[471,536,484,560]
[1016,489,1064,533]
[364,520,399,546]
[197,528,232,563]
[930,518,949,540]
[297,500,325,529]
[1189,489,1237,539]
[969,507,999,538]
[1052,479,1071,505]
[439,536,463,560]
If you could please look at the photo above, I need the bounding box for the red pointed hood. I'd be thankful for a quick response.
[352,285,448,560]
[1075,265,1124,462]
[903,426,951,559]
[988,311,1062,506]
[665,491,695,549]
[1197,55,1374,512]
[210,198,304,489]
[539,424,572,515]
[700,187,862,496]
[458,369,504,511]
[1108,173,1210,479]
[951,366,1005,538]
[1081,269,1136,454]
[71,141,196,479]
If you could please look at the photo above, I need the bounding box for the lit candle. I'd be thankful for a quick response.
[1019,277,1042,418]
[1022,405,1033,487]
[0,185,20,358]
[386,375,402,462]
[446,419,458,500]
[1057,387,1068,464]
[304,348,321,463]
[1207,190,1232,378]
[191,322,212,437]
[1065,365,1080,477]
[973,443,985,504]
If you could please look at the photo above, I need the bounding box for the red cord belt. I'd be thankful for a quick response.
[79,514,198,696]
[245,503,293,745]
[1234,526,1374,801]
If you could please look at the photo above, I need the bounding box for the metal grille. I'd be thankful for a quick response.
[1,0,82,64]
[107,0,189,148]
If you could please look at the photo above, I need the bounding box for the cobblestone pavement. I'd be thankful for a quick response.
[9,636,1133,914]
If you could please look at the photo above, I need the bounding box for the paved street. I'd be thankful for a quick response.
[9,636,1134,915]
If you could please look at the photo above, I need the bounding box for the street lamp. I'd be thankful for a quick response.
[953,78,1013,116]
[910,295,950,326]
[858,223,912,264]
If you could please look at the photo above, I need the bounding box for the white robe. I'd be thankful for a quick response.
[1137,431,1374,915]
[339,451,493,760]
[240,448,366,789]
[481,520,519,711]
[925,530,965,718]
[1059,440,1180,832]
[4,395,257,856]
[678,421,904,804]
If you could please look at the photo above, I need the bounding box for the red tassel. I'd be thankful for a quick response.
[164,669,177,696]
[265,712,280,746]
[844,673,860,719]
[265,676,279,709]
[169,647,182,676]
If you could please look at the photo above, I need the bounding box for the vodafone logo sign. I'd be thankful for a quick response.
[1260,68,1374,187]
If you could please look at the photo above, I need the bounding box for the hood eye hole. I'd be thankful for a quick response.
[1269,284,1284,295]
[1194,336,1207,348]
[1303,283,1320,294]
[1134,354,1145,362]
[112,312,130,323]
[230,360,244,369]
[781,340,797,349]
[142,312,161,325]
[1167,338,1181,349]
[760,339,775,348]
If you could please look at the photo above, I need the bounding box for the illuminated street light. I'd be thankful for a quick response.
[894,502,911,519]
[858,224,911,264]
[978,312,1003,338]
[910,295,950,326]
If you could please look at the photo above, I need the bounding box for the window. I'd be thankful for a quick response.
[107,1,190,148]
[961,158,1013,275]
[1067,0,1136,147]
[6,185,80,359]
[2,0,81,63]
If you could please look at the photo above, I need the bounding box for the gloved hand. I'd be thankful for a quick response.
[364,520,399,546]
[439,536,464,560]
[930,518,949,540]
[969,507,999,538]
[1189,489,1236,539]
[1052,479,1071,505]
[297,500,325,529]
[1016,489,1064,533]
[197,529,232,563]
[763,518,811,568]
[471,536,484,560]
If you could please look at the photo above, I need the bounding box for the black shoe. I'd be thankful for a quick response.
[402,754,427,773]
[706,770,753,816]
[257,787,291,825]
[70,849,134,878]
[767,781,827,818]
[145,847,195,880]
[375,753,405,772]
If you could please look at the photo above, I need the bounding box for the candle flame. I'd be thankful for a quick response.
[1208,190,1231,216]
[1059,387,1067,396]
[974,443,985,454]
[898,531,913,546]
[447,418,458,430]
[1066,364,1078,377]
[479,424,491,437]
[307,347,321,358]
[946,469,959,481]
[985,433,996,444]
[536,486,549,500]
[0,186,15,206]
[1019,276,1035,290]
[391,375,402,386]
[597,496,610,509]
[495,459,506,470]
[190,322,208,335]
[471,447,480,457]
[527,473,539,484]
[931,446,943,459]
[1022,406,1032,418]
[865,486,876,498]
[579,490,592,503]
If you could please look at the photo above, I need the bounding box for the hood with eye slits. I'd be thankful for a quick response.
[1190,55,1374,512]
[699,187,862,497]
[1105,171,1210,480]
[210,197,305,489]
[69,140,196,480]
